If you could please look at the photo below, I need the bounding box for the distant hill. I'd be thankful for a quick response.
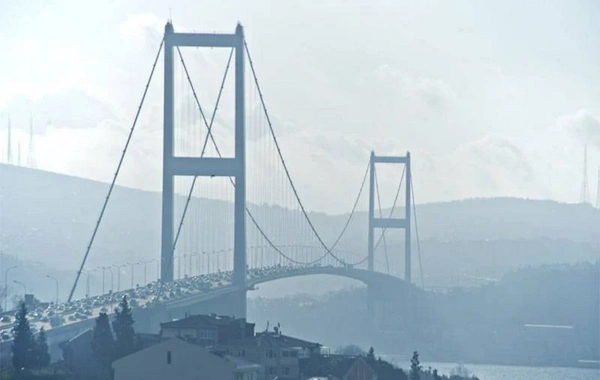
[0,164,598,283]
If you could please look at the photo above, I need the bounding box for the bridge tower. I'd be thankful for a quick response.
[161,23,247,316]
[367,151,412,330]
[368,151,412,282]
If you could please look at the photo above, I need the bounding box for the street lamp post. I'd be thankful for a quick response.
[114,265,126,292]
[105,267,114,293]
[128,262,138,289]
[85,269,97,298]
[143,260,156,285]
[46,275,59,304]
[101,267,106,294]
[4,265,17,311]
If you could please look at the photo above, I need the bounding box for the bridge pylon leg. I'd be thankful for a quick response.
[367,285,375,329]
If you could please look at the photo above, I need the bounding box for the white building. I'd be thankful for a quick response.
[112,338,260,380]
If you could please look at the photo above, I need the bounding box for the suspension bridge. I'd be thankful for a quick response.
[0,22,427,350]
[68,21,424,320]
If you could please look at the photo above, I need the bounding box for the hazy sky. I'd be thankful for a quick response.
[1,0,599,214]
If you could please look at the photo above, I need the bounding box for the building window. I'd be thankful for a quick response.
[167,350,172,365]
[282,349,289,357]
[290,350,298,357]
[268,367,276,375]
[239,349,245,357]
[266,349,276,358]
[282,367,290,375]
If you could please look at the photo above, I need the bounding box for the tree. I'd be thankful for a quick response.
[335,344,365,356]
[450,364,471,378]
[35,327,50,367]
[433,369,441,380]
[409,351,421,380]
[366,347,375,363]
[112,296,136,359]
[91,312,114,376]
[11,301,35,370]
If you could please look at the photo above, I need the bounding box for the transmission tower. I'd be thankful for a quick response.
[580,144,589,204]
[27,113,37,168]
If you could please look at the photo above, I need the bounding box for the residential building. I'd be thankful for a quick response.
[160,314,255,346]
[60,329,162,378]
[214,330,322,380]
[59,329,103,379]
[300,355,378,380]
[112,338,260,380]
[329,356,378,380]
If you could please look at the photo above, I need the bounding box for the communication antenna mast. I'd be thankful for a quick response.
[27,113,37,168]
[6,115,12,164]
[596,168,600,209]
[580,144,590,204]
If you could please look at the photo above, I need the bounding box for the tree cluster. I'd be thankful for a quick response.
[91,296,137,376]
[367,348,478,380]
[11,302,51,371]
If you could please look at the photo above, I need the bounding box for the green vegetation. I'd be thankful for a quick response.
[410,351,421,380]
[11,302,50,370]
[0,368,97,380]
[11,302,35,370]
[35,328,50,368]
[249,262,599,367]
[91,296,137,377]
[91,312,114,377]
[335,344,365,356]
[112,296,136,359]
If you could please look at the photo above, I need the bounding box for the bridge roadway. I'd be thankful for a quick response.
[0,264,407,364]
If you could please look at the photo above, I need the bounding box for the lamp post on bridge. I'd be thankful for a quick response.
[4,265,17,311]
[45,275,59,304]
[128,262,140,289]
[183,254,188,277]
[141,260,153,285]
[103,266,114,293]
[84,268,98,298]
[206,251,211,274]
[191,253,200,277]
[114,264,127,292]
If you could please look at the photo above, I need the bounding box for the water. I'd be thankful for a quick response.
[385,358,599,380]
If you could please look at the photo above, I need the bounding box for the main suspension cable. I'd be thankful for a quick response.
[374,168,390,275]
[328,161,370,252]
[245,40,364,266]
[68,38,164,303]
[410,173,425,289]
